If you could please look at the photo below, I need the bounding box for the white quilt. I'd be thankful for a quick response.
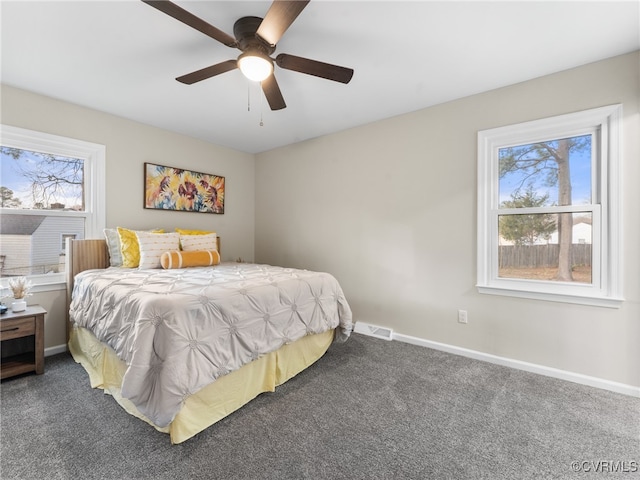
[69,263,353,427]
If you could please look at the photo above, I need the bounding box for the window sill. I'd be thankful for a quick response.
[477,285,624,309]
[1,274,66,295]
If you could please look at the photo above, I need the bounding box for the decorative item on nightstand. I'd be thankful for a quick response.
[0,286,9,314]
[7,277,32,312]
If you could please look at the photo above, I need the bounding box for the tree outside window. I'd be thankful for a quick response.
[1,147,84,210]
[497,135,591,283]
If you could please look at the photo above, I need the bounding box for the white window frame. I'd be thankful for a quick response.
[0,125,105,292]
[477,105,623,308]
[61,233,78,253]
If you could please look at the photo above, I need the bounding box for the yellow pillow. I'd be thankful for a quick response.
[160,250,221,269]
[175,228,215,235]
[117,227,164,268]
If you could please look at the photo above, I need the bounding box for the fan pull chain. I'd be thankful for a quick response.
[259,81,264,127]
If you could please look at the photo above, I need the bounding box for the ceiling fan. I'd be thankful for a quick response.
[142,0,354,111]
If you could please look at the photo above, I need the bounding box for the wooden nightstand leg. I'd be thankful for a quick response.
[34,314,44,374]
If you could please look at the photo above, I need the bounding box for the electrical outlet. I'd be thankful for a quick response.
[458,309,468,324]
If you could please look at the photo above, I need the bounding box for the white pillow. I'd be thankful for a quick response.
[103,228,123,267]
[136,231,180,269]
[180,233,218,252]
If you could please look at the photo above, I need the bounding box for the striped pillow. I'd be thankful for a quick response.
[136,231,180,269]
[180,232,218,252]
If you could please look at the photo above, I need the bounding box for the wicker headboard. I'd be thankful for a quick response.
[65,239,109,341]
[65,239,109,287]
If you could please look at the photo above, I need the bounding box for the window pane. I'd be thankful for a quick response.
[0,147,84,210]
[0,214,84,276]
[1,147,86,277]
[498,212,592,284]
[498,134,592,207]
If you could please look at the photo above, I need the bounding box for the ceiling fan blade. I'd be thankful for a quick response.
[276,54,354,84]
[176,60,238,85]
[256,0,310,46]
[261,75,287,110]
[142,0,237,47]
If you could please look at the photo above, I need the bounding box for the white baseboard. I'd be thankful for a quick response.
[47,329,640,397]
[45,344,68,357]
[354,323,640,398]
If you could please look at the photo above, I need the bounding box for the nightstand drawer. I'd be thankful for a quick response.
[0,317,35,341]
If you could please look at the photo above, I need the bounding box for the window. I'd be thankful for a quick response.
[0,125,105,290]
[477,105,622,307]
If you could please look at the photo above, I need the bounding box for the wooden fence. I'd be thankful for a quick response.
[499,244,592,268]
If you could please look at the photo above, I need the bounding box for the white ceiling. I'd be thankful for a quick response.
[2,1,639,154]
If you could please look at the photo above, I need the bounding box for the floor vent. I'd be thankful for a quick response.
[354,322,393,341]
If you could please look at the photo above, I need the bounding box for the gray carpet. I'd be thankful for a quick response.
[1,333,638,480]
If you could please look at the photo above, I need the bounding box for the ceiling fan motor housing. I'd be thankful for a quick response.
[233,16,275,56]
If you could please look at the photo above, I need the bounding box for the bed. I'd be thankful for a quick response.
[65,238,353,444]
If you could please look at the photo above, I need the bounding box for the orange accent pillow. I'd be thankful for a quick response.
[160,250,221,269]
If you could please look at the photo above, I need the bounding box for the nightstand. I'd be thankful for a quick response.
[0,305,46,380]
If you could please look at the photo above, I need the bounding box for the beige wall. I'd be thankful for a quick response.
[1,85,256,350]
[255,52,640,387]
[2,52,637,388]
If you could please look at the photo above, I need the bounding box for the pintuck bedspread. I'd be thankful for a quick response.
[69,262,353,427]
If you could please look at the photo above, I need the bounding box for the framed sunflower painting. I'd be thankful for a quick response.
[144,163,225,214]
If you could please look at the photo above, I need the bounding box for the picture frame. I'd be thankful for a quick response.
[144,162,225,214]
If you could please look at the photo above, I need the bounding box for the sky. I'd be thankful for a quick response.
[0,148,83,209]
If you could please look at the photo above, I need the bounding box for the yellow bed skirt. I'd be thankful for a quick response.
[68,326,335,444]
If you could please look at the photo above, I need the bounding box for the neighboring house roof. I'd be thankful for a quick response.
[0,214,46,235]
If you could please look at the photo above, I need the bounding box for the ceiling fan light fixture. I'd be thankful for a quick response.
[238,51,273,82]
